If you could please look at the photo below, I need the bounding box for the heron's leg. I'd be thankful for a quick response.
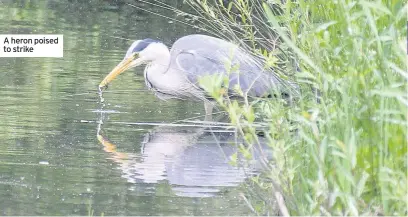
[204,101,213,122]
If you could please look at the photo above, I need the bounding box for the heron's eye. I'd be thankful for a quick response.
[132,53,139,58]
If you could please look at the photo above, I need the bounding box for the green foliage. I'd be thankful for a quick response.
[189,0,407,215]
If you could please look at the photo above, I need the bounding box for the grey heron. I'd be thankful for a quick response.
[99,34,296,118]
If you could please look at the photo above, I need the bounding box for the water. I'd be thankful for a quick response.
[0,1,270,215]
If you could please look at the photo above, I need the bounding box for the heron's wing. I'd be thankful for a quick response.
[169,34,283,97]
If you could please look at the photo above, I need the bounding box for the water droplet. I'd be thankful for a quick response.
[39,161,49,165]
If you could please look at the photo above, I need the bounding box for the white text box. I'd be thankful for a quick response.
[0,34,63,57]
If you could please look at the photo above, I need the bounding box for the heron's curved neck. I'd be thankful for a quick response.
[149,45,171,73]
[144,45,172,90]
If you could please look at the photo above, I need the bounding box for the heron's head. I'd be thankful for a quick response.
[99,38,167,91]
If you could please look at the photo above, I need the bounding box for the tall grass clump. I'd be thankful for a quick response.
[181,0,407,215]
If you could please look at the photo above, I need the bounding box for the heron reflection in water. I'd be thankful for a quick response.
[96,120,271,197]
[99,34,298,119]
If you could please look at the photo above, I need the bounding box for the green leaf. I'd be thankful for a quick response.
[314,21,337,33]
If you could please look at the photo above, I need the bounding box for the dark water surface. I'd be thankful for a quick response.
[0,1,269,215]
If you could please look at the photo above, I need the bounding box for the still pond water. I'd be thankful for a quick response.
[0,1,270,215]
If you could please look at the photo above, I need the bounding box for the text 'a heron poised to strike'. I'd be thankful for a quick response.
[98,34,296,119]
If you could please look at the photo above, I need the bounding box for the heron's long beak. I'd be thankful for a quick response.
[99,53,140,90]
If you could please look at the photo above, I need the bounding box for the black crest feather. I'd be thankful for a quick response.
[132,38,160,52]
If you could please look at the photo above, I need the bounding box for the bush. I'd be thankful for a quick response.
[185,0,407,215]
